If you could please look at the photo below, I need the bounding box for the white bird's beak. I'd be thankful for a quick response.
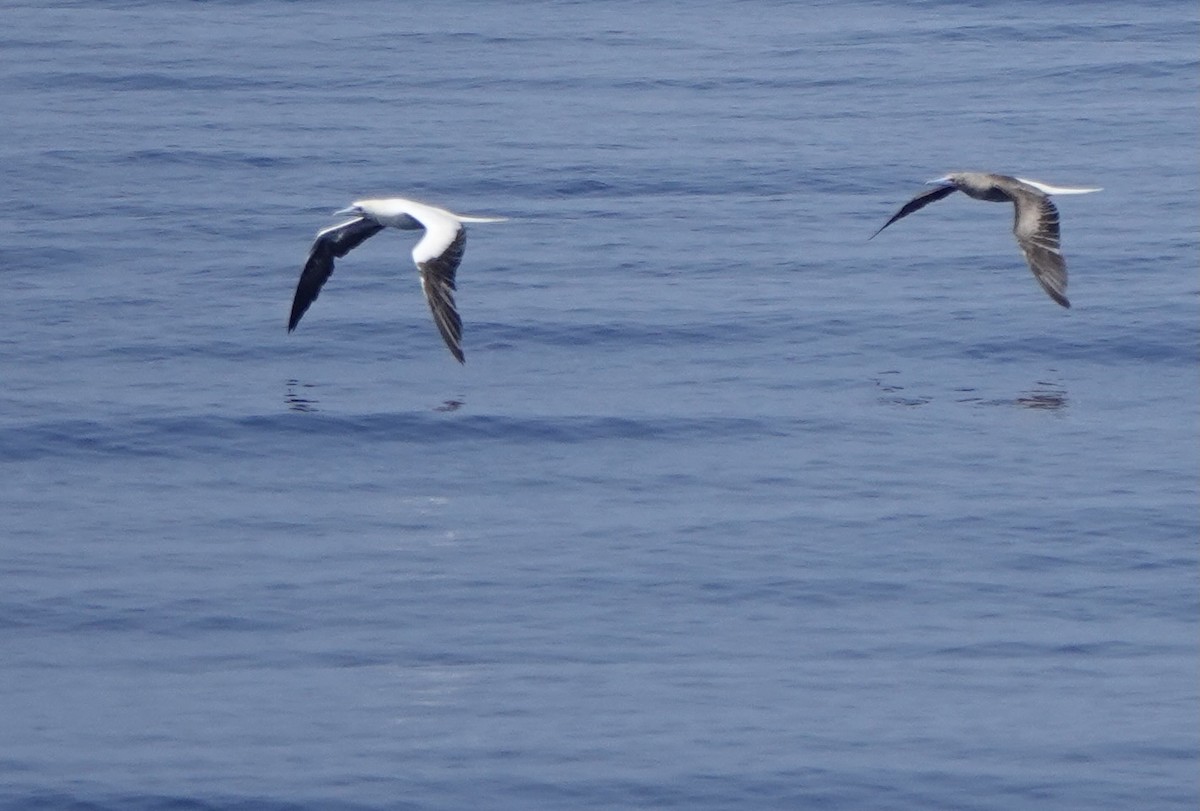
[333,205,360,217]
[925,176,953,186]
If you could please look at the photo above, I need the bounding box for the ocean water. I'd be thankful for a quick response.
[1,1,1197,809]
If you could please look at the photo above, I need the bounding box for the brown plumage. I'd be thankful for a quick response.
[872,172,1101,308]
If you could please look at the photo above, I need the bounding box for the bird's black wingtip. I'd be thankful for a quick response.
[868,219,896,241]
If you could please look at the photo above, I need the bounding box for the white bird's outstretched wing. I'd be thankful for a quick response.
[412,214,468,363]
[289,217,384,331]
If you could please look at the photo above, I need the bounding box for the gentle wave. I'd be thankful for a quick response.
[0,795,379,811]
[0,412,814,462]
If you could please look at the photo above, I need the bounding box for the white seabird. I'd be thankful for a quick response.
[288,197,507,363]
[870,172,1101,307]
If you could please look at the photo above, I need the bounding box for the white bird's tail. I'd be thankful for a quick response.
[1015,178,1103,195]
[457,215,509,223]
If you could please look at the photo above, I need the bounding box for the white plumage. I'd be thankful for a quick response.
[288,197,506,363]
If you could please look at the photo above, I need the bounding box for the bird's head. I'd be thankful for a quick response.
[925,174,958,187]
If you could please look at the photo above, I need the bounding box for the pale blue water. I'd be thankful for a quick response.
[1,1,1197,809]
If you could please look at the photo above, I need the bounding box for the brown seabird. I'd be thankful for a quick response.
[288,197,506,363]
[871,172,1101,307]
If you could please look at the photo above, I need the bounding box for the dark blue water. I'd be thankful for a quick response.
[1,2,1197,809]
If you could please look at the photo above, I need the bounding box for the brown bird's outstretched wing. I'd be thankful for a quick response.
[870,184,959,239]
[1012,193,1069,308]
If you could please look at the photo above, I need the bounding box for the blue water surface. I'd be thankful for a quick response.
[1,1,1197,809]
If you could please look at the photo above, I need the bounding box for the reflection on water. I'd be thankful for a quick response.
[873,370,932,407]
[1015,382,1068,411]
[283,381,462,414]
[285,379,319,413]
[873,372,1068,411]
